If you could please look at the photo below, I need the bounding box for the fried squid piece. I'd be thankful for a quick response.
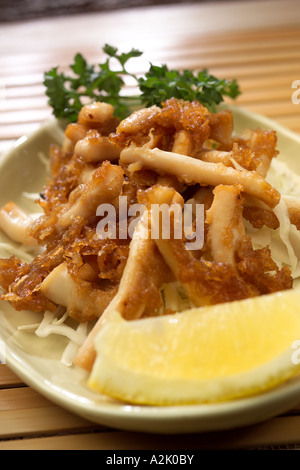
[111,98,233,155]
[77,102,119,133]
[74,209,174,371]
[171,130,193,155]
[0,157,125,318]
[40,263,117,322]
[0,218,131,319]
[146,184,292,308]
[0,246,64,312]
[63,102,119,153]
[243,196,280,230]
[206,184,293,291]
[30,160,124,243]
[112,105,162,148]
[234,128,278,177]
[156,238,257,306]
[206,184,245,266]
[0,201,38,247]
[57,161,124,229]
[198,143,261,172]
[120,146,280,208]
[243,195,300,231]
[208,109,233,149]
[74,130,121,163]
[236,241,293,294]
[197,149,234,166]
[198,126,277,175]
[144,185,256,305]
[156,235,292,307]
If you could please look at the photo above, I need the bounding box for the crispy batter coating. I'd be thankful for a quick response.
[110,98,213,154]
[0,249,63,313]
[236,241,293,294]
[233,128,278,176]
[145,184,292,308]
[0,98,295,336]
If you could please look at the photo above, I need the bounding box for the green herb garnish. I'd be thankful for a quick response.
[43,44,240,122]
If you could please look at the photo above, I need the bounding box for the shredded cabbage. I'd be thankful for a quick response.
[161,282,193,313]
[18,307,89,367]
[267,159,300,198]
[246,158,300,279]
[0,242,36,263]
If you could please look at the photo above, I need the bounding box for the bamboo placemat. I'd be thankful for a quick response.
[1,0,300,450]
[1,2,300,157]
[1,363,300,450]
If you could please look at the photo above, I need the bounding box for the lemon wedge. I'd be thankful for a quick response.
[88,288,300,405]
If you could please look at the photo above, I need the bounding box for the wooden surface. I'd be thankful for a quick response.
[1,362,300,451]
[1,0,300,157]
[1,0,300,450]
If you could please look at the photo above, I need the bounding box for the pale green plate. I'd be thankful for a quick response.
[1,107,300,434]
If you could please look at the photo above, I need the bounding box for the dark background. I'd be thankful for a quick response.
[0,0,241,23]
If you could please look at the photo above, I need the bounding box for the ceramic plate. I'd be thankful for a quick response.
[1,106,300,434]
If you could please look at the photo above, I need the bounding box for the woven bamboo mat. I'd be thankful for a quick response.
[1,0,300,450]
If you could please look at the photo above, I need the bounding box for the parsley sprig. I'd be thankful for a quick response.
[44,44,240,122]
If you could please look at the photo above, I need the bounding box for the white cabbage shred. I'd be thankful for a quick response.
[247,158,300,279]
[18,307,89,367]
